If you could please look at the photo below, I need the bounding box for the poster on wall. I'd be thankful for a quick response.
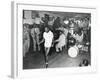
[11,1,97,78]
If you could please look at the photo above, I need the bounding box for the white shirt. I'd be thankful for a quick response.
[73,33,83,43]
[64,20,69,24]
[43,31,53,47]
[57,34,66,47]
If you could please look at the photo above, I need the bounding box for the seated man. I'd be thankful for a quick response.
[56,26,69,49]
[72,29,84,50]
[55,31,66,52]
[73,28,83,44]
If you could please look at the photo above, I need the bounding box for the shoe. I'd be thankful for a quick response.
[46,63,48,68]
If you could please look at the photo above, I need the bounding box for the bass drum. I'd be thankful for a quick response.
[68,45,79,58]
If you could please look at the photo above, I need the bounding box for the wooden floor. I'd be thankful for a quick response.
[23,48,90,69]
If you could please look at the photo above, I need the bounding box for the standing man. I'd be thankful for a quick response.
[23,24,30,57]
[39,27,54,68]
[31,13,44,52]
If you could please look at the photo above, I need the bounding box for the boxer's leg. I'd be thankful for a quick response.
[45,47,50,68]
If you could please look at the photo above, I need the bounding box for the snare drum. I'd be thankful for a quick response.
[68,45,79,58]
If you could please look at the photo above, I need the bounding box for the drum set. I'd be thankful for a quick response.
[67,33,83,58]
[68,45,79,58]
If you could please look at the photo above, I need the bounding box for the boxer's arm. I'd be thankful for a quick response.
[39,38,45,44]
